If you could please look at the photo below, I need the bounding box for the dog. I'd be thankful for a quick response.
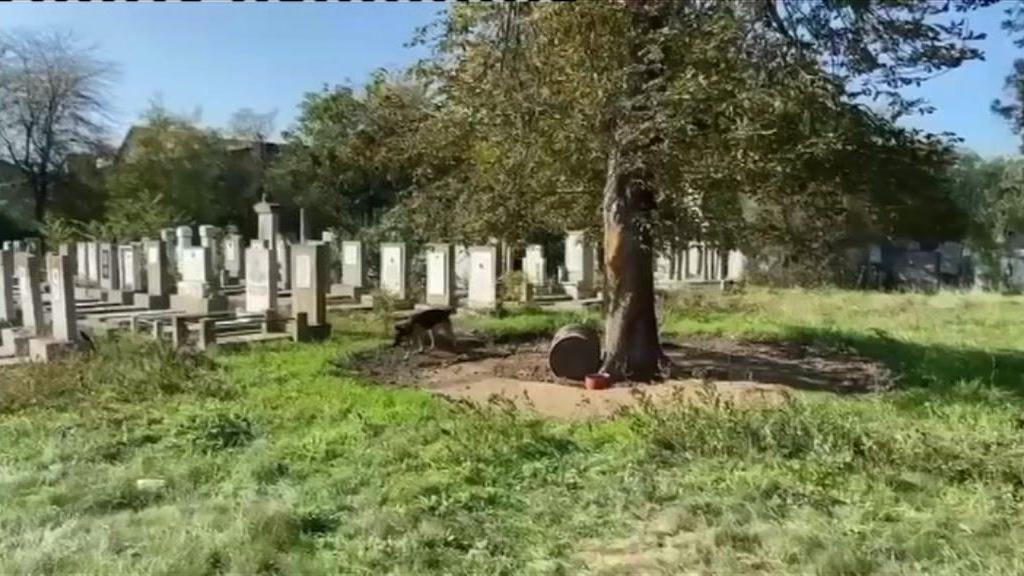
[393,307,456,352]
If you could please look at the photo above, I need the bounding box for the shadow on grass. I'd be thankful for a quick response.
[772,326,1024,402]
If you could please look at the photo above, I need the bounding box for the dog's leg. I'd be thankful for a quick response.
[428,327,437,350]
[413,325,426,353]
[440,320,454,349]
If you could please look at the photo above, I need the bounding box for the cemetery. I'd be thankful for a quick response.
[8,2,1024,574]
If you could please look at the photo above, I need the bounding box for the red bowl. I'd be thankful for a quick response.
[584,373,611,390]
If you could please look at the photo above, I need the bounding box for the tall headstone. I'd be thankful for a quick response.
[170,246,227,314]
[198,225,223,286]
[75,242,88,285]
[175,226,193,276]
[563,231,594,299]
[136,239,171,309]
[46,254,77,342]
[290,243,330,340]
[725,250,747,282]
[379,242,407,300]
[98,242,121,292]
[0,250,14,323]
[28,255,83,362]
[341,240,365,289]
[425,243,456,307]
[523,244,546,286]
[245,241,279,313]
[222,225,245,282]
[119,243,146,293]
[454,245,471,292]
[160,228,177,273]
[276,238,291,290]
[15,253,43,333]
[254,195,280,245]
[468,246,498,310]
[85,241,100,287]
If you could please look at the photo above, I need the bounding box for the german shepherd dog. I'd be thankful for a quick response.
[393,307,456,352]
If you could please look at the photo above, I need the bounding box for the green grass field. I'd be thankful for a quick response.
[4,289,1024,574]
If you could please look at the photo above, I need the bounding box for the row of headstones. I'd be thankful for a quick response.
[654,242,747,285]
[0,250,81,361]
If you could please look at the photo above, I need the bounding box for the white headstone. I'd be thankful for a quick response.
[564,231,594,288]
[341,240,365,288]
[523,244,546,286]
[425,243,455,307]
[379,243,407,299]
[47,254,77,342]
[245,242,278,313]
[468,246,498,310]
[16,254,43,333]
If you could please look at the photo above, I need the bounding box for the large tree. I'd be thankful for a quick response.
[0,30,113,223]
[403,1,990,381]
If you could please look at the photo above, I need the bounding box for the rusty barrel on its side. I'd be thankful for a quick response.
[548,324,601,381]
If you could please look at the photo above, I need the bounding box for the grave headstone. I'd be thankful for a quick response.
[15,253,43,333]
[119,243,146,293]
[379,242,407,300]
[299,208,310,243]
[254,195,280,245]
[341,240,365,288]
[276,238,291,290]
[136,239,171,309]
[175,226,193,277]
[98,242,121,292]
[290,243,331,340]
[198,225,223,286]
[222,227,245,282]
[160,228,177,272]
[468,246,498,310]
[454,245,471,292]
[523,244,546,286]
[245,241,279,313]
[563,231,594,299]
[29,254,82,362]
[425,243,456,307]
[170,246,228,314]
[85,241,100,288]
[0,250,15,323]
[725,250,747,281]
[75,242,87,285]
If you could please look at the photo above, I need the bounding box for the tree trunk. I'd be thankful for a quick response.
[32,176,48,223]
[600,146,663,382]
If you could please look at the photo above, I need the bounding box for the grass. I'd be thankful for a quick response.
[2,290,1024,573]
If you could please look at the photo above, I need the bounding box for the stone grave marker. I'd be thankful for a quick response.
[245,241,279,313]
[136,239,170,309]
[379,242,407,300]
[523,244,546,286]
[170,246,227,314]
[276,238,291,290]
[425,243,456,307]
[468,246,498,310]
[563,231,594,299]
[29,255,82,362]
[0,250,14,323]
[223,226,245,282]
[290,243,330,340]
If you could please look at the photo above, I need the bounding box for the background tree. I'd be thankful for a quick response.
[102,105,229,239]
[0,29,113,223]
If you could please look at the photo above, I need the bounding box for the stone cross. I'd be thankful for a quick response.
[379,242,407,300]
[468,246,498,310]
[425,243,456,307]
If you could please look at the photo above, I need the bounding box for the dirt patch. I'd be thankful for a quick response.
[349,334,893,419]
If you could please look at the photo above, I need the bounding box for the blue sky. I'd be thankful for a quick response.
[0,2,1020,157]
